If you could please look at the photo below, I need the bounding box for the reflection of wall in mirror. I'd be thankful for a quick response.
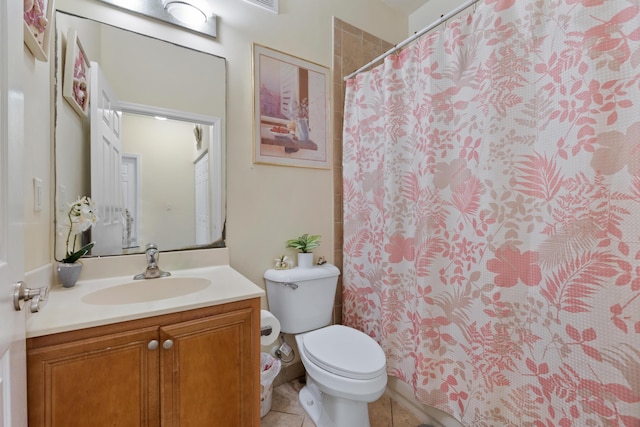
[122,113,196,250]
[100,24,225,117]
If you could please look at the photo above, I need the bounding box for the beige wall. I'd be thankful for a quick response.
[410,0,469,34]
[23,48,53,272]
[121,115,196,250]
[23,0,408,285]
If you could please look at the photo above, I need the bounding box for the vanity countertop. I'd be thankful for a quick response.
[27,250,265,338]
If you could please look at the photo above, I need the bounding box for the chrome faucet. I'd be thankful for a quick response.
[134,243,171,280]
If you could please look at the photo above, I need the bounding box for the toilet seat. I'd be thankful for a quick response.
[302,325,386,380]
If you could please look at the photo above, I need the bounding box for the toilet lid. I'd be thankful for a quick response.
[303,325,386,380]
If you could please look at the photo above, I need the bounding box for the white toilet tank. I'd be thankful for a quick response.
[264,264,340,334]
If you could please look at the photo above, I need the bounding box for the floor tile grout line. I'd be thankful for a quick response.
[263,379,423,427]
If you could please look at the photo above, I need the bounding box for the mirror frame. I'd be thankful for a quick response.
[119,101,226,252]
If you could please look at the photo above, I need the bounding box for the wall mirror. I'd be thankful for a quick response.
[54,11,226,258]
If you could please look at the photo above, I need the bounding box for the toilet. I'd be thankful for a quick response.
[264,264,387,427]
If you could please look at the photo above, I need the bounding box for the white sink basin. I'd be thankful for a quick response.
[81,277,211,305]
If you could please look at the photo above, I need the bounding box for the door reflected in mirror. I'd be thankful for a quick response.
[54,11,226,258]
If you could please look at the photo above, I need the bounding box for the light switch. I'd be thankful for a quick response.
[33,178,43,212]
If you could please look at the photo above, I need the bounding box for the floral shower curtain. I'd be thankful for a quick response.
[342,1,640,425]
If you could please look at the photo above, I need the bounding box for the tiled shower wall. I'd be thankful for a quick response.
[332,18,394,324]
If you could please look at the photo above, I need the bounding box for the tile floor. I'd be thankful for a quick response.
[261,378,424,427]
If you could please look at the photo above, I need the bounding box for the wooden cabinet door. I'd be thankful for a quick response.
[160,307,259,427]
[27,327,159,427]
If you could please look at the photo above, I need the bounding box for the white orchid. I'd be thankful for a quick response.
[59,196,98,263]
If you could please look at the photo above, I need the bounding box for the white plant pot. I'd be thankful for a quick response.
[297,253,314,269]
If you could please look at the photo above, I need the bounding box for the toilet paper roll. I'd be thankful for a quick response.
[260,310,281,346]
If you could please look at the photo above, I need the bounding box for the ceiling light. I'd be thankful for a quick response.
[96,0,217,38]
[164,1,207,25]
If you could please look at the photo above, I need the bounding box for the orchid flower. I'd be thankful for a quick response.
[59,196,98,263]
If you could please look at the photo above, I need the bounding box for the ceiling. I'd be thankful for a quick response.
[381,0,430,15]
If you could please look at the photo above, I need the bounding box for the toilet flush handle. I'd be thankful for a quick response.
[280,282,299,290]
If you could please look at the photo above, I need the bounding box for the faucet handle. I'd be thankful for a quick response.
[133,243,170,280]
[146,244,159,267]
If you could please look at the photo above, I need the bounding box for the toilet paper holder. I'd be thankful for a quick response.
[260,309,281,346]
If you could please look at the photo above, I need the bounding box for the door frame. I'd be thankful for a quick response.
[0,0,27,425]
[119,102,224,243]
[121,154,141,249]
[193,150,210,245]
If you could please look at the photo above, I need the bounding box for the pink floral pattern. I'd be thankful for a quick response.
[342,1,640,425]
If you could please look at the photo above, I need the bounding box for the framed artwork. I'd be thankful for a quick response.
[252,43,331,169]
[24,0,55,62]
[63,29,91,117]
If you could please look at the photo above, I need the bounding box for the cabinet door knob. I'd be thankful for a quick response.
[162,339,174,350]
[148,340,159,350]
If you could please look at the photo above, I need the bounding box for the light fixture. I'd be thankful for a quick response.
[164,1,207,25]
[95,0,217,39]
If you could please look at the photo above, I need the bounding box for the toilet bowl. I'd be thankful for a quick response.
[264,264,388,427]
[295,325,387,426]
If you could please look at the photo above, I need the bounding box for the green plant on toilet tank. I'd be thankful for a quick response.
[286,233,321,253]
[286,234,321,268]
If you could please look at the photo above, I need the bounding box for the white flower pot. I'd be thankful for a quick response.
[297,253,314,269]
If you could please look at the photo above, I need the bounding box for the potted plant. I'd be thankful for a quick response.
[57,196,98,287]
[286,233,321,268]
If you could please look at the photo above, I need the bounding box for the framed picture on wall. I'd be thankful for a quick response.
[252,43,331,169]
[63,29,91,117]
[24,0,55,62]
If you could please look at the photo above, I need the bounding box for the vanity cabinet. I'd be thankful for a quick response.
[27,298,260,427]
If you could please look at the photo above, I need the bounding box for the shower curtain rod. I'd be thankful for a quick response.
[343,0,480,81]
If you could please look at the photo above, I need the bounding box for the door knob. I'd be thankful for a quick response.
[29,289,49,313]
[162,339,174,350]
[13,281,49,312]
[148,340,159,350]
